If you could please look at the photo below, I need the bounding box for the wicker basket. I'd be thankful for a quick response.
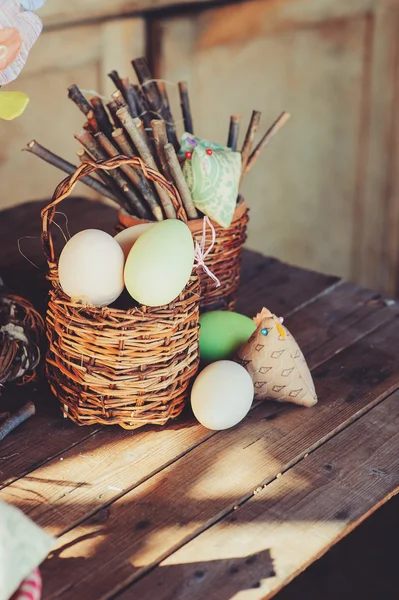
[118,198,249,312]
[41,156,200,429]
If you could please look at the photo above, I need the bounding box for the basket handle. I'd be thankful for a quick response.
[41,155,188,268]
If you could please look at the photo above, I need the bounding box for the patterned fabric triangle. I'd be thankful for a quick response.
[235,307,317,407]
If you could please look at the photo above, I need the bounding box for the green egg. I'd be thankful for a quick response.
[199,310,256,364]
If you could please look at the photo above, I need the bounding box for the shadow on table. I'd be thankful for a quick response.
[1,199,399,600]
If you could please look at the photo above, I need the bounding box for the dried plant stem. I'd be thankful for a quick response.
[120,78,139,117]
[178,81,194,134]
[86,109,99,134]
[164,143,198,220]
[90,96,114,139]
[117,106,176,218]
[112,89,127,109]
[245,111,291,174]
[151,119,172,179]
[75,129,150,218]
[112,128,135,155]
[107,101,123,129]
[24,140,119,203]
[67,84,91,115]
[0,401,35,442]
[240,110,262,177]
[76,149,127,207]
[227,114,241,150]
[96,132,162,221]
[108,70,125,96]
[111,128,163,218]
[132,57,178,149]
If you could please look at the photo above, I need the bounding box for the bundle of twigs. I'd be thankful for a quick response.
[25,56,290,221]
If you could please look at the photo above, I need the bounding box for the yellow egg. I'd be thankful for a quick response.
[59,229,124,307]
[124,219,194,307]
[114,223,154,259]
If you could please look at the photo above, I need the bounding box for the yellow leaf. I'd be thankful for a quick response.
[0,91,30,120]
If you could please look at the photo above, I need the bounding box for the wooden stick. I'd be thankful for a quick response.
[151,119,172,179]
[76,149,128,208]
[86,109,99,134]
[96,132,162,221]
[0,401,35,442]
[164,143,198,220]
[120,78,139,118]
[178,81,194,134]
[90,96,114,139]
[117,106,176,218]
[112,128,135,156]
[132,57,179,149]
[75,129,149,218]
[24,140,119,203]
[245,111,291,174]
[67,84,91,116]
[108,70,125,95]
[107,101,123,129]
[112,90,127,109]
[241,110,262,176]
[227,114,241,151]
[112,128,164,220]
[132,84,152,131]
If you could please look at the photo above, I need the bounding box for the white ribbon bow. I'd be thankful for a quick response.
[194,216,221,288]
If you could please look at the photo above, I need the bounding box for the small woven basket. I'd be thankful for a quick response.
[41,156,200,429]
[118,199,249,312]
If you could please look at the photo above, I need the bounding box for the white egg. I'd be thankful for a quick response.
[58,229,125,307]
[191,360,254,430]
[114,223,154,259]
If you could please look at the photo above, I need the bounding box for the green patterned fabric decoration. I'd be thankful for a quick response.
[180,133,241,228]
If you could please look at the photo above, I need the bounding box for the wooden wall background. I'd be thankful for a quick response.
[1,0,398,295]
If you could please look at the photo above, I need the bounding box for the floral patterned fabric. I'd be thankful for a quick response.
[181,133,241,228]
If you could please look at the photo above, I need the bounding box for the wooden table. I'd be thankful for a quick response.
[1,199,399,600]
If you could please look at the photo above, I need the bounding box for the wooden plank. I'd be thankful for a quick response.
[0,258,345,498]
[0,197,337,489]
[236,260,339,319]
[39,0,377,29]
[37,315,399,599]
[354,1,399,291]
[2,278,392,501]
[124,389,399,600]
[381,9,399,296]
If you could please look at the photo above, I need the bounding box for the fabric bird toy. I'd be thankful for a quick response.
[236,307,317,407]
[181,133,241,228]
[0,0,44,120]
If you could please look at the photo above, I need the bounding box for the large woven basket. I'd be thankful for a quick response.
[41,156,200,429]
[118,199,249,312]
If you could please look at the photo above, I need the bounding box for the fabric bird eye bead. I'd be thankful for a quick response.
[206,148,213,156]
[185,151,192,159]
[261,328,268,336]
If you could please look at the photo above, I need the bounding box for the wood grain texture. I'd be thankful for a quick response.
[3,278,394,522]
[124,389,399,600]
[39,0,376,29]
[37,314,399,599]
[0,199,336,490]
[353,2,399,292]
